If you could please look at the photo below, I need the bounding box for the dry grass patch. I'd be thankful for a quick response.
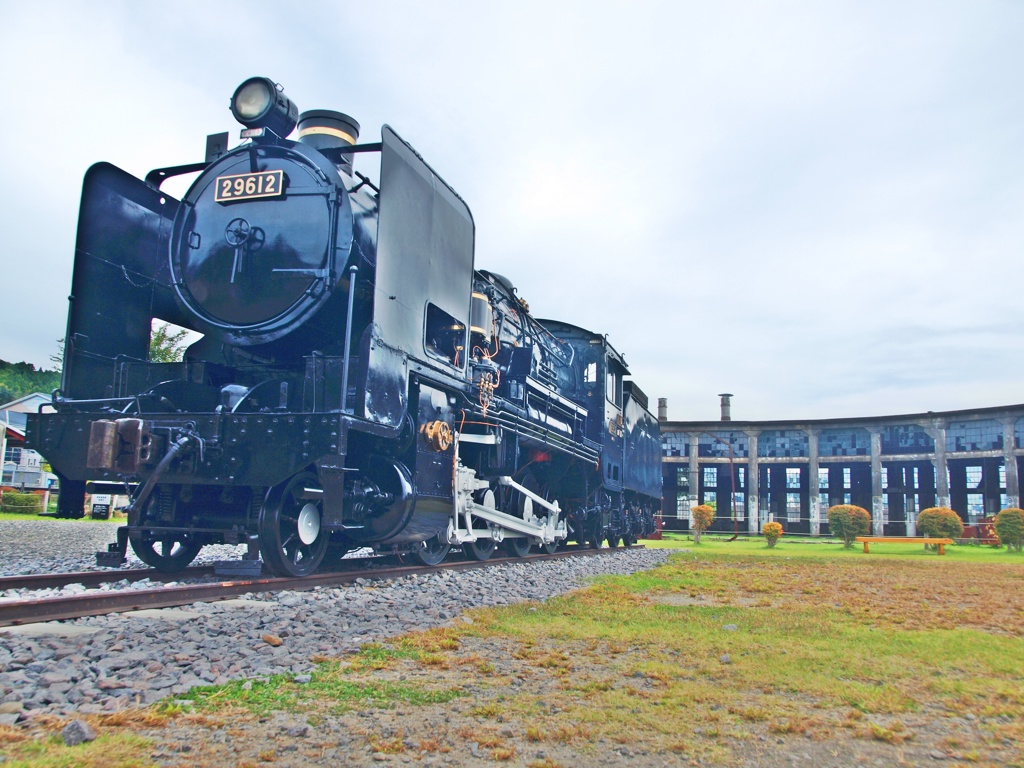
[368,732,407,754]
[416,736,448,753]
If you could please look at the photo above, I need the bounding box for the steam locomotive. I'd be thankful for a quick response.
[26,77,661,577]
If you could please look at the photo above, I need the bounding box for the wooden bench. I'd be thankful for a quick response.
[855,536,954,555]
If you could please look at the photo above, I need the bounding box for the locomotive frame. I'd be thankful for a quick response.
[26,77,660,577]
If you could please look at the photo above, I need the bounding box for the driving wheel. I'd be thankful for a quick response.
[503,536,533,557]
[415,534,452,566]
[464,488,497,561]
[525,476,558,554]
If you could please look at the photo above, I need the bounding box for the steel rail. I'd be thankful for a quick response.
[0,553,386,593]
[0,546,638,629]
[0,567,218,593]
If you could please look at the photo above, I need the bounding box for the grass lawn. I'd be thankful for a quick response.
[650,530,1019,564]
[0,513,122,523]
[2,540,1022,767]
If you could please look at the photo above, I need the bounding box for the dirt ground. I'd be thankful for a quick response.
[6,552,1023,768]
[132,630,1019,768]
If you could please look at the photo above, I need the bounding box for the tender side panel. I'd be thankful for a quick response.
[622,394,663,501]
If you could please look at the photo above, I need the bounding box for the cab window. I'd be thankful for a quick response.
[424,303,466,367]
[606,365,622,405]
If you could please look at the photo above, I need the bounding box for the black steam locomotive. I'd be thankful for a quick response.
[26,77,660,577]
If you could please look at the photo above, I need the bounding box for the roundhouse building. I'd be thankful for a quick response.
[659,397,1024,537]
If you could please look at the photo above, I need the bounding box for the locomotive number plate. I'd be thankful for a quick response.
[214,170,284,202]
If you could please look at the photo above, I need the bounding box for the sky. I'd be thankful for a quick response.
[1,0,1022,422]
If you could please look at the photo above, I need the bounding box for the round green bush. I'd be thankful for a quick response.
[994,508,1024,552]
[827,504,871,548]
[918,507,964,540]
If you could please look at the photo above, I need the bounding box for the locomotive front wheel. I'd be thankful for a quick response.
[414,535,452,566]
[259,471,329,577]
[127,491,202,573]
[606,534,621,548]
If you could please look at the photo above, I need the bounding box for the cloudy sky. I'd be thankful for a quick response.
[1,1,1022,421]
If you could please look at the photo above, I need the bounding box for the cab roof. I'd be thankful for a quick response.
[536,318,629,372]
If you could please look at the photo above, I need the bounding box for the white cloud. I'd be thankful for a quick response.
[0,0,1022,424]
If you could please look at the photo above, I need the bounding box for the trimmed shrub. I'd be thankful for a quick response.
[762,521,784,548]
[827,505,871,548]
[1,491,43,515]
[918,507,964,540]
[994,508,1024,552]
[690,504,715,544]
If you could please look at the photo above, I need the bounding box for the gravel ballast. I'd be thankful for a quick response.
[0,518,670,722]
[0,518,247,576]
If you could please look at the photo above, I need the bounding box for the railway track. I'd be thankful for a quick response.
[0,546,637,629]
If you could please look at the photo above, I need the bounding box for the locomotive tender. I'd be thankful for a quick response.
[26,77,660,577]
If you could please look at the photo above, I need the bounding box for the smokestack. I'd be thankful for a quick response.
[657,398,668,422]
[718,393,733,421]
[296,110,361,175]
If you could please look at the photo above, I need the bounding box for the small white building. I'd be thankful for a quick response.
[1,393,57,490]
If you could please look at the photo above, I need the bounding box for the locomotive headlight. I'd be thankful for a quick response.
[230,77,299,138]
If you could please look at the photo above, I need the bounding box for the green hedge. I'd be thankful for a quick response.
[918,507,964,540]
[827,504,871,548]
[1,492,43,515]
[994,508,1024,552]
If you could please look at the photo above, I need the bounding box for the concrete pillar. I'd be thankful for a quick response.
[746,432,760,534]
[906,505,917,537]
[1003,419,1019,509]
[932,423,949,509]
[869,430,884,536]
[688,434,700,528]
[808,431,820,536]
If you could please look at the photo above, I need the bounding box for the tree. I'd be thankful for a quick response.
[50,338,64,373]
[827,504,871,548]
[918,507,964,540]
[994,508,1024,552]
[690,504,715,544]
[0,359,60,403]
[149,322,190,363]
